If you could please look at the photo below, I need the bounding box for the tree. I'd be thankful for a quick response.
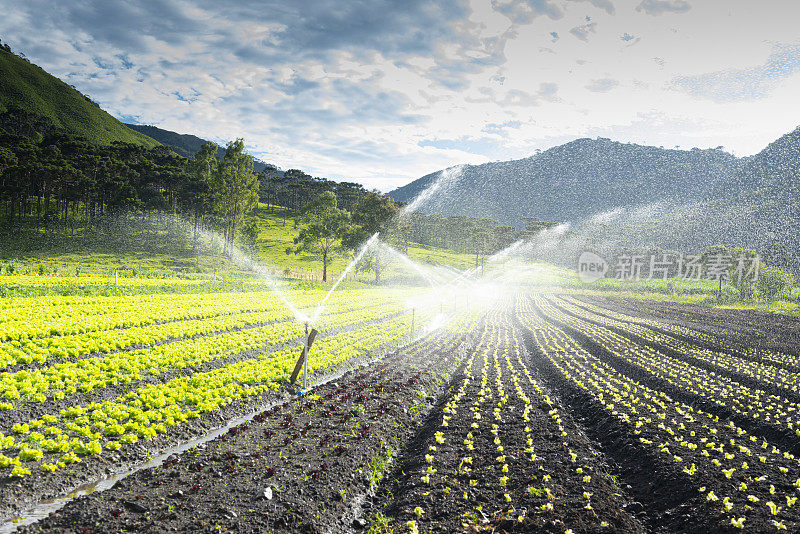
[0,146,16,175]
[210,139,259,255]
[519,217,558,240]
[287,191,350,282]
[758,264,795,301]
[187,141,218,246]
[345,192,398,282]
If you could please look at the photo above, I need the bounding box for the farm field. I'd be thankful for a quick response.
[4,5,800,533]
[1,276,798,533]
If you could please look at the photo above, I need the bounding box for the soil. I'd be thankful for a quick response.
[18,330,469,533]
[0,310,405,524]
[574,294,800,357]
[378,317,644,534]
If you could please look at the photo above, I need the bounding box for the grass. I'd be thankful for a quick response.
[560,271,800,318]
[252,205,475,277]
[502,261,800,318]
[573,288,800,318]
[2,205,797,317]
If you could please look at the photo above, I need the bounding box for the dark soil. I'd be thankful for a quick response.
[376,318,644,534]
[9,294,800,534]
[539,296,800,457]
[528,297,800,533]
[575,294,800,357]
[0,313,406,524]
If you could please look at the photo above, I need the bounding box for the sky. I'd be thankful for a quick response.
[2,0,800,191]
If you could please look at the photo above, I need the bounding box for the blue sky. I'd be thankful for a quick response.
[2,0,800,190]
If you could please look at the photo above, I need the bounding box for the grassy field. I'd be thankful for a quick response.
[0,204,476,282]
[2,207,796,316]
[251,205,475,275]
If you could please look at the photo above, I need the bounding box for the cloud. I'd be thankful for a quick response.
[482,120,523,135]
[566,0,615,15]
[418,136,503,157]
[586,78,619,92]
[490,0,563,24]
[499,83,559,106]
[1,0,799,190]
[671,43,800,102]
[569,22,598,41]
[636,0,691,16]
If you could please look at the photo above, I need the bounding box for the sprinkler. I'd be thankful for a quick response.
[303,322,308,391]
[411,308,415,338]
[290,322,318,394]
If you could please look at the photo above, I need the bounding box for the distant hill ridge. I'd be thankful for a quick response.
[0,41,278,174]
[124,123,277,173]
[390,138,741,225]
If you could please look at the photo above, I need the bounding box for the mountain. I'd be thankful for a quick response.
[125,123,275,173]
[390,138,740,226]
[712,126,800,201]
[0,46,158,147]
[704,126,800,265]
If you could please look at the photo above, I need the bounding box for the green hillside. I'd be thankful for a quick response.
[0,47,158,147]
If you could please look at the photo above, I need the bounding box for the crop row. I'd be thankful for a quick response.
[537,296,800,439]
[556,297,800,397]
[394,306,634,532]
[7,313,475,532]
[0,286,416,343]
[0,301,409,412]
[0,293,398,372]
[0,304,460,480]
[523,296,799,531]
[568,296,800,372]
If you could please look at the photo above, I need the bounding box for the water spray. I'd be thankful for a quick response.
[309,232,379,325]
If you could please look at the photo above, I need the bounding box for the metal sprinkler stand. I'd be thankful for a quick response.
[290,322,318,394]
[303,322,308,391]
[411,308,415,338]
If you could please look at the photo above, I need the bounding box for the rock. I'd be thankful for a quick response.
[169,490,185,499]
[352,518,366,529]
[124,501,148,513]
[263,487,273,500]
[623,501,645,514]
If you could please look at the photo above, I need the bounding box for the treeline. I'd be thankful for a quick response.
[0,106,261,254]
[262,170,553,261]
[0,104,547,263]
